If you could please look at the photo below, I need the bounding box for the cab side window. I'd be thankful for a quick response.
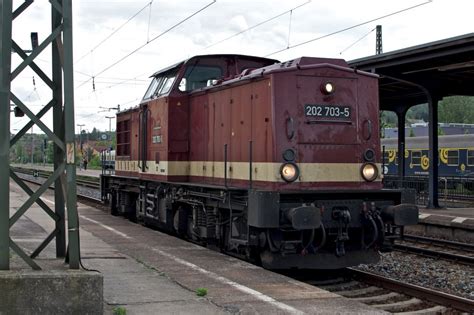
[178,65,222,92]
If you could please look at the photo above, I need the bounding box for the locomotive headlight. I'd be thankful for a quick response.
[280,163,299,182]
[361,163,378,182]
[321,82,335,95]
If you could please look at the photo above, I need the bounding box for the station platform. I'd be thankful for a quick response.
[413,206,474,242]
[8,181,381,314]
[419,207,474,230]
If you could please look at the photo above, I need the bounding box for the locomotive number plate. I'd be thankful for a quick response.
[304,104,351,120]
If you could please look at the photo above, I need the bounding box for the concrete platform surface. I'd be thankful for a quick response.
[419,207,474,230]
[9,181,383,314]
[7,183,103,314]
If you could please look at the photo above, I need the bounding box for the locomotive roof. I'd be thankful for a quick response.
[193,56,378,92]
[381,134,474,149]
[150,54,279,77]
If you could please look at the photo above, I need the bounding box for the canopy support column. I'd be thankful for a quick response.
[395,109,408,179]
[427,93,440,208]
[378,74,441,208]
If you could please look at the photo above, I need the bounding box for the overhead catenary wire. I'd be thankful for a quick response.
[204,0,310,50]
[339,27,375,55]
[265,0,433,57]
[287,9,293,49]
[93,72,150,92]
[76,80,148,85]
[74,1,153,65]
[76,0,216,90]
[147,0,154,43]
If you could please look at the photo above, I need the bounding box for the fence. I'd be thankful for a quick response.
[383,175,474,206]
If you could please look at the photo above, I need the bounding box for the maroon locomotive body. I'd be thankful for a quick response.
[102,54,418,269]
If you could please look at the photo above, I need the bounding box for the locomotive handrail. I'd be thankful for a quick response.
[224,144,228,189]
[138,110,142,171]
[249,140,253,190]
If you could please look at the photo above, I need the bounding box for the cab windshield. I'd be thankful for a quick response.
[143,67,179,100]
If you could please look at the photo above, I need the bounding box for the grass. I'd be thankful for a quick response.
[113,306,127,315]
[195,288,208,297]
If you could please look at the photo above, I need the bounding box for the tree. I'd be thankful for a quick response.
[15,143,25,163]
[45,142,54,164]
[380,111,397,127]
[90,127,99,140]
[438,96,474,124]
[406,104,428,122]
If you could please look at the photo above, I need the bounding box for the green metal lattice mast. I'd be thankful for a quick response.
[0,0,80,270]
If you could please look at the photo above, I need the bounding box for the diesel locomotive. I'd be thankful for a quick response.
[100,54,418,269]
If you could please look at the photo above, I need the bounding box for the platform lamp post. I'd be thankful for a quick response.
[30,125,34,165]
[77,123,84,153]
[105,116,115,145]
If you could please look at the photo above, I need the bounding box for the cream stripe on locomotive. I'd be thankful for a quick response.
[116,160,382,182]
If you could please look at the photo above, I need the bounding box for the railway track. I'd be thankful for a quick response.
[395,234,474,266]
[12,167,102,202]
[12,166,100,188]
[302,268,474,314]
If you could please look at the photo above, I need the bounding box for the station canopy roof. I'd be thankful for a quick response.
[349,33,474,110]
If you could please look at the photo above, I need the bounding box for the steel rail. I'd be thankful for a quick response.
[393,243,474,266]
[395,234,474,266]
[348,268,474,312]
[402,234,474,251]
[13,170,101,199]
[12,167,100,187]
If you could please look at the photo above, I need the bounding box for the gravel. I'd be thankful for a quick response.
[356,251,474,300]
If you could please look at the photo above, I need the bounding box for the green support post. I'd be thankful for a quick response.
[0,0,13,270]
[52,0,66,259]
[62,0,80,269]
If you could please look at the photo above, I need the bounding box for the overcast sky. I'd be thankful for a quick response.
[9,0,474,134]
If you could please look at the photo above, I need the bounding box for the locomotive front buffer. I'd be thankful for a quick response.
[249,190,418,269]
